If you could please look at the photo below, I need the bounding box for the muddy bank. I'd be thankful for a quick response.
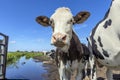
[34,56,120,80]
[42,61,59,80]
[34,56,60,80]
[42,62,120,80]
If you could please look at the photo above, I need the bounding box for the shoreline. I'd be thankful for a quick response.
[33,56,120,80]
[33,56,60,80]
[42,61,59,80]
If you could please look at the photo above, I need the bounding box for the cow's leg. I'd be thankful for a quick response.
[106,68,113,80]
[89,55,97,80]
[75,63,84,80]
[75,68,83,80]
[59,61,71,80]
[59,69,71,80]
[84,60,90,79]
[59,67,65,80]
[85,61,89,77]
[88,39,97,80]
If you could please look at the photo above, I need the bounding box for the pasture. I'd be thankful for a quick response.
[7,51,48,66]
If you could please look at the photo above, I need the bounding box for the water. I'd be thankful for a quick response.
[6,57,47,80]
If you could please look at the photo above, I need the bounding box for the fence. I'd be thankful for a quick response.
[0,33,8,79]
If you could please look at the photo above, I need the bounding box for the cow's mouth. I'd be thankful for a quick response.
[52,42,66,47]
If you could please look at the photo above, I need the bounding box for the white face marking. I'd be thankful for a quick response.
[50,7,74,51]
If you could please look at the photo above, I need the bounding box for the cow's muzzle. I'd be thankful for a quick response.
[51,33,67,47]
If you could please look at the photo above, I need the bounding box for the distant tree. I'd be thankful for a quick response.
[31,51,34,53]
[25,51,28,52]
[16,50,20,52]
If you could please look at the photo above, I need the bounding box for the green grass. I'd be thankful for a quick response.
[7,52,44,66]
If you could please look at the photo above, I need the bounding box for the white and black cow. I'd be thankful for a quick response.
[36,7,90,80]
[88,0,120,80]
[44,50,56,60]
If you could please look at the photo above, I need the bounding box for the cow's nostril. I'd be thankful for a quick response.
[62,35,67,40]
[53,36,56,40]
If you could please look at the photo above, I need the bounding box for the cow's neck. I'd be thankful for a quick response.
[56,31,83,65]
[69,31,84,60]
[68,31,83,60]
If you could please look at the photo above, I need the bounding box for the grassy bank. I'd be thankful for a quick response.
[7,52,48,66]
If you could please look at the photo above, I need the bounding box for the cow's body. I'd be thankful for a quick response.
[88,0,120,80]
[36,7,90,80]
[55,31,90,80]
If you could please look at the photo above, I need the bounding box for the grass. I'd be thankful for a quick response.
[7,51,44,66]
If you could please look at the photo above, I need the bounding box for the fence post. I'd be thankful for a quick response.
[0,33,8,79]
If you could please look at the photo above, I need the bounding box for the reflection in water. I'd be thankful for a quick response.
[6,57,47,80]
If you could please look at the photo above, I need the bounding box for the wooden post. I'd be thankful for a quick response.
[0,33,8,79]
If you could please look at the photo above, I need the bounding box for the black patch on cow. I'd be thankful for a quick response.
[91,39,104,59]
[82,69,91,79]
[98,36,103,47]
[93,50,104,59]
[97,77,105,80]
[103,19,112,28]
[106,62,109,64]
[81,44,90,60]
[108,19,112,25]
[103,21,108,28]
[56,31,84,66]
[102,49,109,57]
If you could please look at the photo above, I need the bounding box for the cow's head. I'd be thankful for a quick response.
[36,7,90,51]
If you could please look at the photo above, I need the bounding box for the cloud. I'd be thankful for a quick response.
[36,38,45,42]
[9,40,16,44]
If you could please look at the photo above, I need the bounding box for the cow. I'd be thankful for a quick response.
[88,0,120,80]
[36,7,90,80]
[44,50,56,60]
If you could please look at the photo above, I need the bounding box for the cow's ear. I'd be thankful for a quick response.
[74,11,90,24]
[36,16,50,26]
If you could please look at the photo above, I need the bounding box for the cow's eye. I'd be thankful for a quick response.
[50,19,55,31]
[50,19,54,26]
[67,19,73,24]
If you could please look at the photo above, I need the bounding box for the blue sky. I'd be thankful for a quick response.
[0,0,111,51]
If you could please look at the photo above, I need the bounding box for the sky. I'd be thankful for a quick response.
[0,0,111,52]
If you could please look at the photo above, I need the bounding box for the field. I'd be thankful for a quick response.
[7,51,48,66]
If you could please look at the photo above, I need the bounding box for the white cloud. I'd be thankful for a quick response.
[36,38,45,42]
[9,40,16,44]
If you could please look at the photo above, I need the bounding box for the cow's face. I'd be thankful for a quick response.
[36,7,90,49]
